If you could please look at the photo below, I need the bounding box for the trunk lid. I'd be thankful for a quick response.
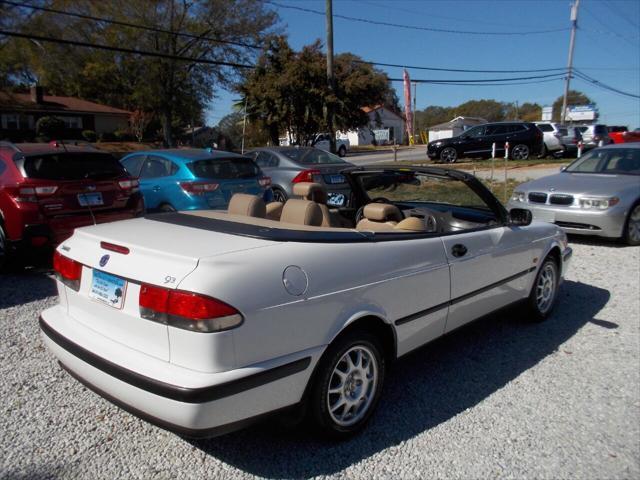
[58,215,276,361]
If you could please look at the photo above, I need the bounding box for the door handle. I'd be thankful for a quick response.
[451,244,467,258]
[152,185,161,192]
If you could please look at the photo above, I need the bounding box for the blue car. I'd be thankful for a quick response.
[119,149,273,212]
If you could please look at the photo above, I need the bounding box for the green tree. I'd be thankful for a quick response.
[518,102,542,122]
[414,106,454,130]
[453,99,506,122]
[239,37,395,146]
[2,0,278,146]
[552,90,594,122]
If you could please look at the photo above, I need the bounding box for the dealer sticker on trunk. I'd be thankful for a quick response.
[89,270,127,309]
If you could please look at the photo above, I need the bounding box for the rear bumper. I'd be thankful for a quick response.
[39,306,321,437]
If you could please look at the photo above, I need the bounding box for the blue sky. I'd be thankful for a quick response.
[207,0,640,128]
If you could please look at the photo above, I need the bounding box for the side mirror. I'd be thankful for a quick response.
[509,208,532,226]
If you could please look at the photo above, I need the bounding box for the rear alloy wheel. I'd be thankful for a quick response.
[440,147,458,163]
[159,204,176,213]
[623,203,640,246]
[511,144,530,160]
[272,188,288,203]
[538,144,548,159]
[338,146,347,157]
[526,257,559,322]
[310,331,385,438]
[0,224,6,272]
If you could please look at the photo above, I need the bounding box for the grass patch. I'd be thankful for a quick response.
[394,156,571,170]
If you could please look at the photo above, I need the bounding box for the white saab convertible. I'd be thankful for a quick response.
[40,166,572,438]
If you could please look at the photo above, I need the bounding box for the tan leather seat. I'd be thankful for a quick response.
[394,217,427,232]
[227,194,266,218]
[292,182,335,227]
[265,202,284,221]
[356,203,403,232]
[280,199,323,226]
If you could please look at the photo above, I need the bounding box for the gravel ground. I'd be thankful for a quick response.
[1,240,639,480]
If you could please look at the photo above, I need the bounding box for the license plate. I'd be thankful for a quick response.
[532,210,555,223]
[78,192,103,206]
[327,193,345,207]
[325,174,346,185]
[89,270,127,309]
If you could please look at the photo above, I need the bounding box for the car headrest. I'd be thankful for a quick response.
[280,199,323,226]
[228,194,266,218]
[292,182,328,204]
[394,217,426,232]
[363,203,402,222]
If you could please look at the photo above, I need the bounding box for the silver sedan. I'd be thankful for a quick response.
[508,144,640,245]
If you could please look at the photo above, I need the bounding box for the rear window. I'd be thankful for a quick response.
[594,125,608,134]
[187,157,259,179]
[558,128,568,136]
[281,148,346,165]
[22,152,125,180]
[537,124,553,132]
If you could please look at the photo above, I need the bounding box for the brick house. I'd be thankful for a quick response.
[0,86,131,141]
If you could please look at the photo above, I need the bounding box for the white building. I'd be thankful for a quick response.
[427,116,487,142]
[343,105,405,146]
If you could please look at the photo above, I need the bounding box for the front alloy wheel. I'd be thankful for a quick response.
[440,147,458,163]
[624,204,640,246]
[511,144,530,160]
[310,332,385,437]
[526,257,559,321]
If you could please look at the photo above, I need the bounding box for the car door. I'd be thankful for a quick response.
[454,125,487,156]
[138,155,174,210]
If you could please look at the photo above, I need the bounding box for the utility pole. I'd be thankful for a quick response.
[561,0,580,124]
[412,82,417,142]
[326,0,336,154]
[241,96,248,154]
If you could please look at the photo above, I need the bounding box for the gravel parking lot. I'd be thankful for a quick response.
[1,240,639,479]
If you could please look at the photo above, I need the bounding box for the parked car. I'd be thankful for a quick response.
[40,165,571,438]
[560,126,583,157]
[508,144,640,245]
[119,149,272,212]
[246,146,354,207]
[0,141,143,270]
[311,133,350,157]
[534,122,567,158]
[608,126,640,144]
[576,124,612,149]
[426,122,544,163]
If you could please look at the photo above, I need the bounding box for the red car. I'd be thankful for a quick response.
[608,126,640,144]
[0,141,144,269]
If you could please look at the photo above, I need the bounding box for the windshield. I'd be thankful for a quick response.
[188,157,259,179]
[280,148,346,165]
[23,152,125,180]
[565,148,640,175]
[357,171,490,209]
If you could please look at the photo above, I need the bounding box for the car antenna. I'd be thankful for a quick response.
[83,172,97,226]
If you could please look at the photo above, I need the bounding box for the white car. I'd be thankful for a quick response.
[312,133,350,157]
[40,166,572,438]
[535,122,567,157]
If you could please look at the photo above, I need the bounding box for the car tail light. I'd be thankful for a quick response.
[53,251,82,291]
[179,181,219,195]
[100,241,130,255]
[118,179,140,192]
[258,176,271,187]
[291,169,321,184]
[139,284,243,332]
[7,184,59,203]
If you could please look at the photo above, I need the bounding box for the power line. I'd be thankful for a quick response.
[265,1,569,36]
[389,78,564,87]
[355,59,567,74]
[0,30,255,68]
[573,69,640,99]
[389,72,568,83]
[0,0,264,51]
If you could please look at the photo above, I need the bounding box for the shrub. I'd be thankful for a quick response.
[98,132,116,142]
[35,116,65,140]
[82,130,97,142]
[114,129,132,141]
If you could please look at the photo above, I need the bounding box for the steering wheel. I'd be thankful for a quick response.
[355,197,394,223]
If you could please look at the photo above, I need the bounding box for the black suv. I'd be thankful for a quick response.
[427,122,544,163]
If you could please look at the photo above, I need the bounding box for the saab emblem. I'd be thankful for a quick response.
[99,254,110,267]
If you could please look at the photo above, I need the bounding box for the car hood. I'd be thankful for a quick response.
[518,171,640,195]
